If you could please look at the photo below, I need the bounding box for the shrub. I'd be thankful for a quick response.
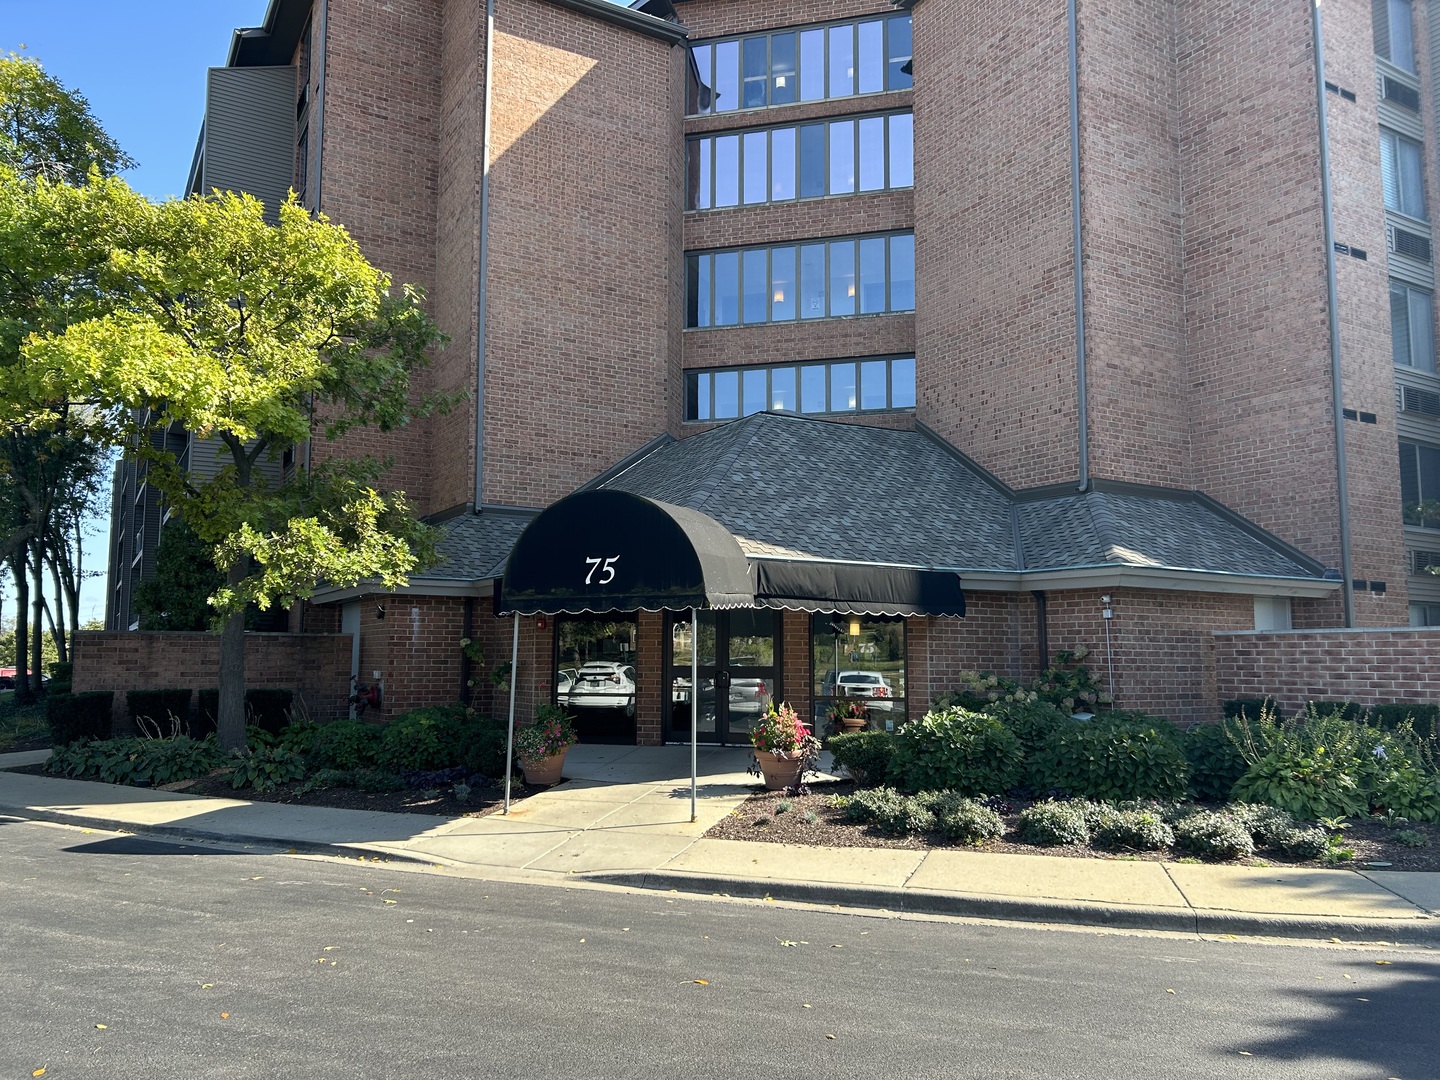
[1393,829,1429,848]
[1272,825,1330,860]
[1371,766,1440,823]
[1091,809,1174,851]
[44,734,226,787]
[244,689,295,735]
[1183,720,1251,802]
[1308,701,1365,723]
[1027,715,1190,802]
[459,714,510,777]
[46,691,114,746]
[1015,800,1089,846]
[351,767,405,793]
[125,689,194,732]
[47,661,73,695]
[1369,703,1439,741]
[933,670,1027,712]
[826,730,896,787]
[887,707,1024,796]
[230,746,307,792]
[1223,698,1276,721]
[843,787,933,834]
[377,705,475,772]
[1228,707,1381,820]
[278,718,323,757]
[929,793,1005,844]
[196,689,295,736]
[1231,803,1297,849]
[308,719,383,771]
[1172,810,1255,860]
[984,699,1070,757]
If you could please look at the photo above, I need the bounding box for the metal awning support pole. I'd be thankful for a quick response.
[503,612,520,814]
[690,607,699,823]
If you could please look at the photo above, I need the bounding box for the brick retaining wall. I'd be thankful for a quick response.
[1213,628,1440,715]
[71,631,353,730]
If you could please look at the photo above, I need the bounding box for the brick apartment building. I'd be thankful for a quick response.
[97,0,1440,741]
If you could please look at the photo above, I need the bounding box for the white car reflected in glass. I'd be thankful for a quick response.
[830,670,895,711]
[567,662,636,717]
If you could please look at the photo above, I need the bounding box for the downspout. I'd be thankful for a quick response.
[1068,0,1089,492]
[313,0,328,214]
[474,0,497,510]
[1310,0,1355,626]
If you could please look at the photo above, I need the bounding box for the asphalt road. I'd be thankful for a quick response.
[2,816,1437,1080]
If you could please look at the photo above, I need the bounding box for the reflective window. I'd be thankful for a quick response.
[556,616,638,741]
[688,112,913,211]
[688,234,914,327]
[1384,0,1416,72]
[689,14,912,115]
[811,613,906,733]
[685,356,917,422]
[1391,280,1436,372]
[1381,128,1426,220]
[1400,440,1440,528]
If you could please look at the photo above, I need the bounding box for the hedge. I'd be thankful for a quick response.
[46,691,114,746]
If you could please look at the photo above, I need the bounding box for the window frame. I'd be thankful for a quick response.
[686,232,916,328]
[1390,279,1436,373]
[1381,127,1427,221]
[687,110,914,212]
[1399,438,1440,528]
[683,354,917,422]
[688,12,913,117]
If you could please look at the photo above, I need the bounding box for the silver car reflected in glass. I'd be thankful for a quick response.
[567,661,636,717]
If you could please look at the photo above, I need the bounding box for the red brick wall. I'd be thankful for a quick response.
[71,631,353,728]
[1178,0,1338,566]
[480,3,683,507]
[1214,627,1440,714]
[312,0,442,511]
[1076,0,1191,487]
[923,593,1028,700]
[912,0,1079,489]
[1318,0,1412,624]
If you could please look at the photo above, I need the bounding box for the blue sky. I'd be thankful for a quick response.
[3,1,270,623]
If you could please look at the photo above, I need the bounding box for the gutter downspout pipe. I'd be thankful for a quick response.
[1068,0,1089,493]
[474,0,497,511]
[313,0,328,214]
[1310,1,1355,627]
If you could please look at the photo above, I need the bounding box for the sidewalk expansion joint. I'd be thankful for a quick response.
[1159,862,1202,936]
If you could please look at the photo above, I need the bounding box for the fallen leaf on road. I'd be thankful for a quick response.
[323,947,337,951]
[201,984,212,989]
[1376,960,1393,966]
[220,1013,229,1019]
[1166,989,1175,994]
[95,1024,106,1030]
[694,980,709,985]
[780,940,798,947]
[32,1067,45,1076]
[1238,1051,1251,1056]
[382,899,397,905]
[825,1034,835,1040]
[1357,998,1370,1002]
[802,1004,812,1009]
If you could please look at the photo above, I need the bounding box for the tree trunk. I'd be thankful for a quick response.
[216,556,250,753]
[9,555,30,705]
[46,545,68,663]
[30,543,44,694]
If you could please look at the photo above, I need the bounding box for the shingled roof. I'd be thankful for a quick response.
[428,411,1330,589]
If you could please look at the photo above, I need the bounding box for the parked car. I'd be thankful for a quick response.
[727,675,770,716]
[827,669,895,711]
[555,667,578,706]
[567,661,636,716]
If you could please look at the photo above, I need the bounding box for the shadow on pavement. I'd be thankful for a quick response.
[1244,957,1440,1076]
[63,837,251,856]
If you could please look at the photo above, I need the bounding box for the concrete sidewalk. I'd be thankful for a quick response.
[3,745,1439,943]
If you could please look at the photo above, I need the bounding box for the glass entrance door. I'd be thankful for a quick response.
[668,610,778,744]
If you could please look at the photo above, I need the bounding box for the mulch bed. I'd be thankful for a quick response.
[2,761,549,819]
[704,782,1440,873]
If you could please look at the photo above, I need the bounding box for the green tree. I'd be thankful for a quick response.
[132,517,223,632]
[1,177,446,750]
[0,55,124,701]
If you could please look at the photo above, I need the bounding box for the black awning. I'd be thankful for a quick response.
[750,559,966,617]
[497,490,753,615]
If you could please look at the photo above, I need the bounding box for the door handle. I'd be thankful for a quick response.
[715,670,731,689]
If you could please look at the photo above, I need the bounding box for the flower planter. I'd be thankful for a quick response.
[753,749,804,791]
[520,748,569,786]
[840,716,868,733]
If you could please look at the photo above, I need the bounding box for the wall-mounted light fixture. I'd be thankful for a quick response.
[848,616,861,637]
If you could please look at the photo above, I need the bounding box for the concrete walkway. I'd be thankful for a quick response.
[4,745,1439,943]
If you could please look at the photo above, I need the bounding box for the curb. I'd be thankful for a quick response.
[583,869,1440,944]
[1,806,435,866]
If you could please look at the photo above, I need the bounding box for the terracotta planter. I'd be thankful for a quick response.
[753,749,804,790]
[840,716,868,733]
[520,748,569,786]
